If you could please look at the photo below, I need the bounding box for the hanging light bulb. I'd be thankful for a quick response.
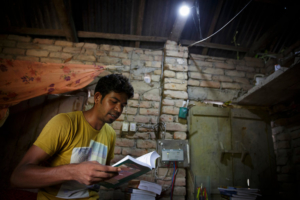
[179,5,190,16]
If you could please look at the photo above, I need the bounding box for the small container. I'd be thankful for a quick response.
[178,107,188,119]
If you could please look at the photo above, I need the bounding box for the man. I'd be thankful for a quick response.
[10,74,134,200]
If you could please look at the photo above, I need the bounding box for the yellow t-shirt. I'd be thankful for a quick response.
[33,111,116,200]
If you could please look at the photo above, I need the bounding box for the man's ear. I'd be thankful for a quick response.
[94,92,102,104]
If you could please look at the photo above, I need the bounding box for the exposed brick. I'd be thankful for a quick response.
[116,138,134,147]
[0,40,16,47]
[8,35,31,42]
[192,60,212,67]
[0,54,13,59]
[164,83,187,91]
[63,47,81,53]
[246,72,256,79]
[73,42,84,48]
[187,79,200,86]
[233,77,249,84]
[176,72,188,80]
[16,56,39,62]
[143,93,161,101]
[276,141,290,149]
[75,55,96,61]
[189,72,212,80]
[275,133,291,141]
[291,130,300,139]
[165,78,185,84]
[163,187,186,196]
[125,132,153,140]
[158,168,186,177]
[112,121,123,130]
[40,58,63,63]
[200,81,220,88]
[222,82,241,89]
[202,68,224,75]
[17,42,40,49]
[111,46,122,52]
[214,62,235,69]
[26,49,49,57]
[114,146,122,154]
[166,122,187,131]
[174,132,187,140]
[83,43,98,49]
[165,50,188,58]
[154,55,163,61]
[225,70,245,77]
[164,70,176,77]
[137,140,156,148]
[124,107,137,115]
[140,108,159,116]
[160,114,174,122]
[54,40,73,47]
[33,38,55,45]
[164,90,188,99]
[165,64,188,72]
[162,106,179,115]
[97,56,120,64]
[188,65,202,72]
[212,75,233,82]
[50,52,72,59]
[276,157,288,165]
[129,115,154,123]
[39,45,62,52]
[236,66,255,72]
[111,155,125,164]
[152,75,160,82]
[292,138,300,148]
[122,148,148,157]
[128,100,151,108]
[67,60,84,64]
[3,48,25,55]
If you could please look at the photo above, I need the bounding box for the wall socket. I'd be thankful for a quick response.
[122,122,129,132]
[130,122,136,132]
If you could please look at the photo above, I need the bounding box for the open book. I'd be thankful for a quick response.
[99,151,160,188]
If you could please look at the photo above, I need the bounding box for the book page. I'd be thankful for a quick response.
[136,151,160,168]
[138,180,162,195]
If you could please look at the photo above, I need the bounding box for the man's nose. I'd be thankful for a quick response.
[114,103,122,113]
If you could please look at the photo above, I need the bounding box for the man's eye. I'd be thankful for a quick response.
[112,101,117,104]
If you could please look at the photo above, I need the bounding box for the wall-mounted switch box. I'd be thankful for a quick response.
[122,122,129,132]
[162,149,184,161]
[130,122,136,132]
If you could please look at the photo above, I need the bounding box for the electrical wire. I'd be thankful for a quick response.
[188,0,253,47]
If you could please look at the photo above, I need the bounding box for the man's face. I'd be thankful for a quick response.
[94,91,128,124]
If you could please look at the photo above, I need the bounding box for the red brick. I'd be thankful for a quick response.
[122,148,148,157]
[200,81,220,88]
[114,146,122,154]
[174,132,187,140]
[140,108,159,116]
[166,123,187,132]
[111,155,125,164]
[160,114,174,122]
[214,62,235,70]
[50,52,72,59]
[55,40,73,47]
[3,47,25,55]
[225,70,245,77]
[8,35,31,42]
[33,38,54,44]
[222,82,241,89]
[16,56,39,62]
[125,132,153,140]
[137,140,156,148]
[83,43,98,49]
[116,138,134,147]
[63,47,82,54]
[26,49,49,57]
[124,107,137,115]
[162,106,179,115]
[0,40,16,47]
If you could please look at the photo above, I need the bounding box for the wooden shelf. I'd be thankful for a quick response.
[234,63,300,106]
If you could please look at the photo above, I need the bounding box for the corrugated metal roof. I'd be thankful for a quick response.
[1,0,299,59]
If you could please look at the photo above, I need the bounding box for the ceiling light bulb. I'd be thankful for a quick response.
[179,5,190,16]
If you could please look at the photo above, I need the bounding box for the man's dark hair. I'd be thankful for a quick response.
[95,74,134,101]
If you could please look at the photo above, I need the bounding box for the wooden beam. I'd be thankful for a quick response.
[181,39,249,52]
[135,0,146,48]
[168,0,194,42]
[202,0,224,55]
[53,0,78,42]
[0,27,65,36]
[77,31,167,42]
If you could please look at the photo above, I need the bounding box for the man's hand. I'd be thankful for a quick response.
[72,161,121,185]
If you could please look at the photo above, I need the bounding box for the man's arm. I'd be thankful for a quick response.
[10,145,120,188]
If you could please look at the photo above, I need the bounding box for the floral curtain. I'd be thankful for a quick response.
[0,58,106,122]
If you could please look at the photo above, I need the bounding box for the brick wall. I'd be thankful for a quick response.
[0,34,272,199]
[270,99,300,199]
[187,53,266,104]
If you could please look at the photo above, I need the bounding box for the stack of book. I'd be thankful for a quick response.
[125,180,162,200]
[218,187,261,200]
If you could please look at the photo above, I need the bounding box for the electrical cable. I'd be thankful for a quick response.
[188,0,253,47]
